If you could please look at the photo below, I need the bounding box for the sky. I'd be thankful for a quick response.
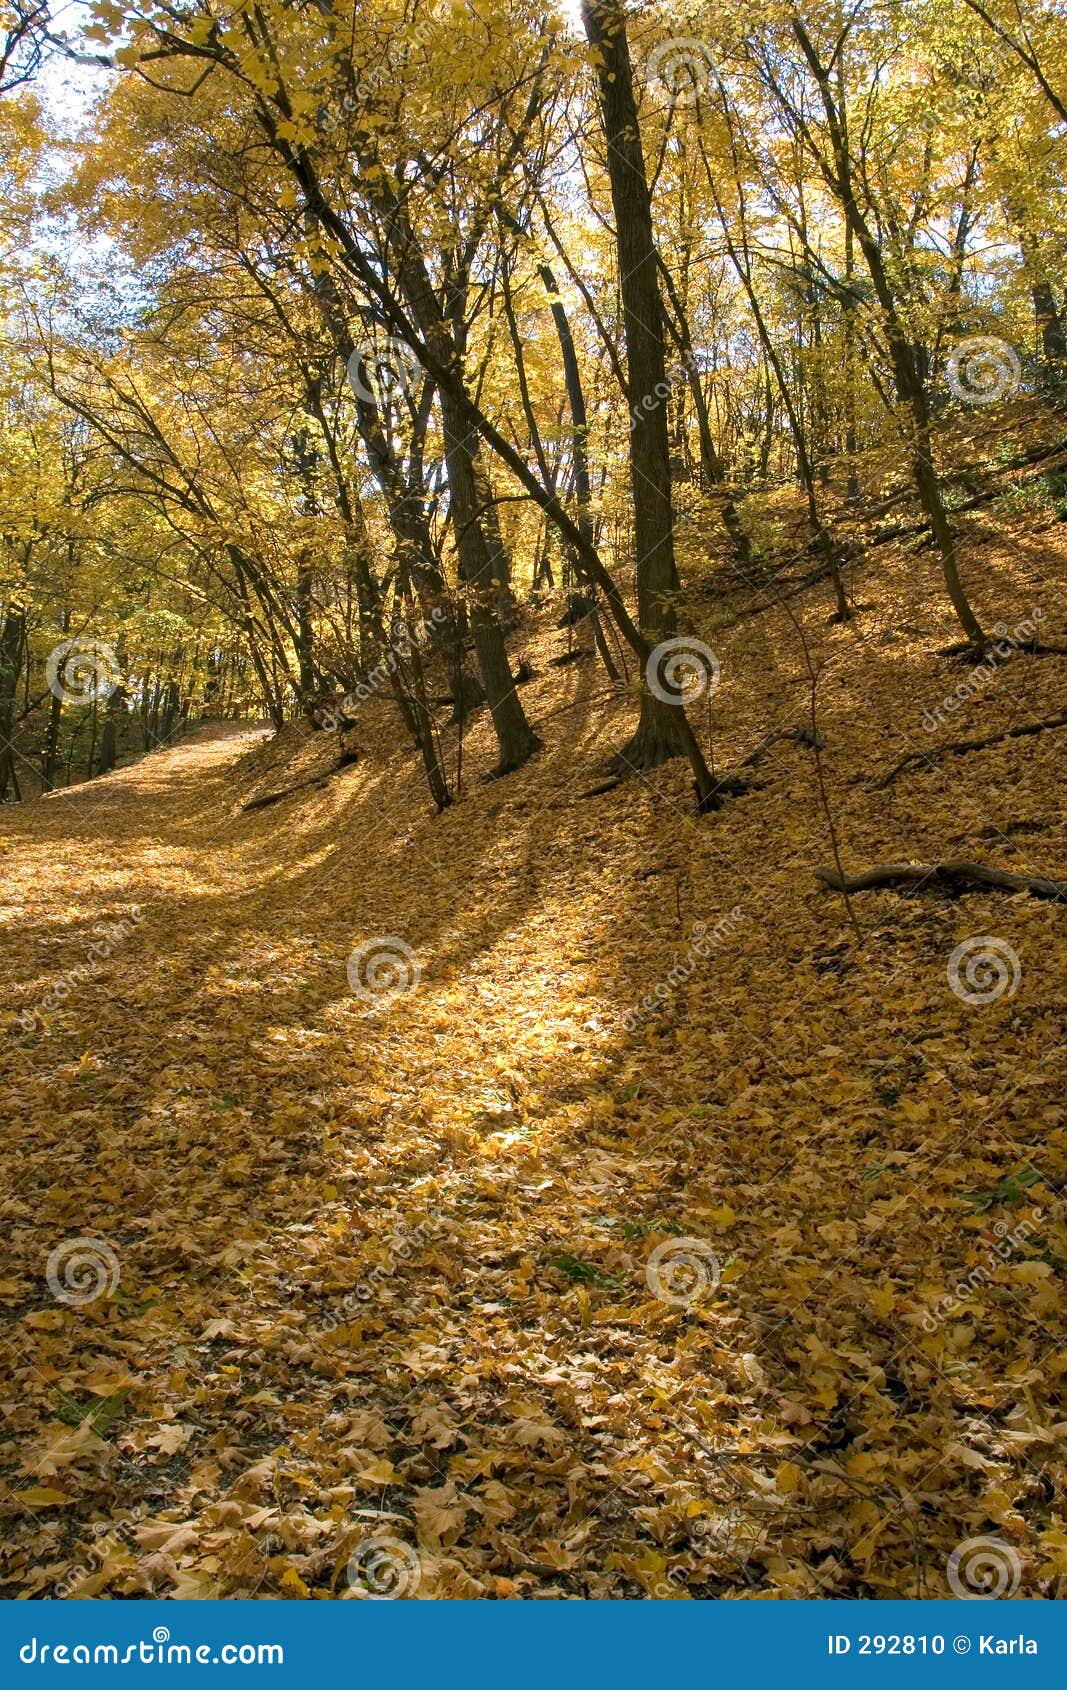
[33,0,110,134]
[34,0,587,134]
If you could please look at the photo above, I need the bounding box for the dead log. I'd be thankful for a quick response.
[735,722,825,769]
[242,755,359,812]
[849,434,1067,538]
[556,592,595,628]
[813,859,1067,900]
[936,639,1067,659]
[874,709,1067,787]
[716,559,837,627]
[702,723,825,804]
[243,777,326,811]
[579,777,624,799]
[579,721,825,804]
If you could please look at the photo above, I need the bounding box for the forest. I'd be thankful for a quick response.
[1,0,1066,1603]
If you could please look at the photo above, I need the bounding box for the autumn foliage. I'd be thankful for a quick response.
[1,0,1067,1603]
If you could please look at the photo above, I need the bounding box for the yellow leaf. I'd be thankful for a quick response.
[14,1487,74,1506]
[24,1310,65,1330]
[775,1460,803,1493]
[279,1567,310,1599]
[356,1457,400,1487]
[869,1285,896,1320]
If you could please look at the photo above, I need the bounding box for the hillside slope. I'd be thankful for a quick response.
[2,481,1066,1600]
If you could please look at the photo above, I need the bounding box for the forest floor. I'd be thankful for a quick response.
[3,416,1067,1600]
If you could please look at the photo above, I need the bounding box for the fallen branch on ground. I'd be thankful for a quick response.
[579,777,624,799]
[699,723,826,807]
[581,721,826,804]
[874,709,1067,787]
[735,722,826,769]
[715,559,838,627]
[242,755,358,811]
[813,859,1067,900]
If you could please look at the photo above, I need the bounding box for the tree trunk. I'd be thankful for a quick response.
[97,706,119,775]
[41,687,62,791]
[582,0,705,777]
[518,232,621,684]
[438,384,541,772]
[0,605,25,801]
[791,19,985,648]
[1033,280,1067,370]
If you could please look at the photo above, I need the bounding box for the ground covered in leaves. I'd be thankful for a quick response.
[3,435,1067,1599]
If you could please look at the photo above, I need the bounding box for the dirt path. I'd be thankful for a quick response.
[1,627,1064,1598]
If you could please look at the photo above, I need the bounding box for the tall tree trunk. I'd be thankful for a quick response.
[843,221,861,504]
[656,256,753,567]
[41,686,63,791]
[97,687,123,775]
[306,272,483,726]
[0,605,25,801]
[700,129,850,619]
[791,19,985,648]
[1011,213,1067,376]
[437,383,541,772]
[87,691,99,778]
[313,191,538,774]
[160,678,181,744]
[290,427,322,707]
[582,0,710,779]
[293,556,316,705]
[1033,280,1067,369]
[499,213,621,684]
[472,459,515,617]
[387,237,540,772]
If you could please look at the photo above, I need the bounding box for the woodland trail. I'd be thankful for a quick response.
[8,0,1067,1610]
[3,554,1067,1599]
